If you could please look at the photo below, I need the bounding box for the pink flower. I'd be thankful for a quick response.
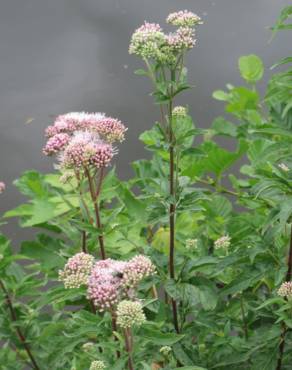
[166,27,196,50]
[0,182,5,194]
[90,117,127,143]
[87,256,155,312]
[61,134,115,170]
[45,112,126,144]
[87,259,127,311]
[43,133,70,156]
[59,252,95,289]
[166,10,202,27]
[122,255,156,288]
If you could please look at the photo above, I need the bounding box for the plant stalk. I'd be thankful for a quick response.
[0,280,40,370]
[276,224,292,369]
[124,328,134,370]
[85,168,106,259]
[168,93,180,334]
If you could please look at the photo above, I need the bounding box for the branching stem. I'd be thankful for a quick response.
[0,280,40,370]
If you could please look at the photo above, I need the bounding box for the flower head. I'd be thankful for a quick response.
[59,253,94,289]
[278,163,289,172]
[160,346,172,357]
[0,182,5,194]
[60,133,115,170]
[89,360,106,370]
[173,106,188,117]
[87,259,127,311]
[122,255,156,289]
[186,238,198,250]
[116,300,146,328]
[82,342,95,353]
[214,235,231,250]
[129,22,166,59]
[43,133,71,156]
[278,281,292,299]
[166,27,196,51]
[167,10,203,27]
[87,255,155,312]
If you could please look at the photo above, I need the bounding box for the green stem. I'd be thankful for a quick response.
[240,295,248,340]
[168,70,180,334]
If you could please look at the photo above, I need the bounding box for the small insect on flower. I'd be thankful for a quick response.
[89,360,106,370]
[116,300,146,328]
[87,256,156,312]
[214,235,231,250]
[278,281,292,300]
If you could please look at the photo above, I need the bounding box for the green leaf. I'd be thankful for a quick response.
[212,90,229,101]
[140,326,185,345]
[238,54,264,83]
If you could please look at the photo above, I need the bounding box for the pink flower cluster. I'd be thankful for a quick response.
[87,255,155,312]
[43,112,127,171]
[166,27,196,51]
[166,10,203,27]
[129,10,202,62]
[59,252,95,289]
[43,133,70,156]
[0,182,5,194]
[61,132,115,170]
[45,112,126,144]
[278,281,292,299]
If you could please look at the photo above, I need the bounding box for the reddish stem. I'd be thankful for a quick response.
[85,168,106,260]
[124,328,134,370]
[0,280,40,370]
[276,225,292,370]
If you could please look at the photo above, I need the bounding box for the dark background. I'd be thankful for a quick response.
[0,0,291,243]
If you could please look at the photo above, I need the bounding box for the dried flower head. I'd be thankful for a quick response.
[278,281,292,299]
[59,252,95,289]
[160,346,172,357]
[116,300,146,328]
[167,10,203,27]
[278,163,289,172]
[129,22,166,59]
[89,360,106,370]
[0,182,5,194]
[214,235,231,250]
[82,342,95,353]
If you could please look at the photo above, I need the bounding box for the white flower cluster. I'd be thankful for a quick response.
[116,300,146,329]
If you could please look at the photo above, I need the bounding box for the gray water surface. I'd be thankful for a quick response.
[0,0,291,244]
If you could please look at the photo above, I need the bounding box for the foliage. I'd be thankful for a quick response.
[1,6,292,370]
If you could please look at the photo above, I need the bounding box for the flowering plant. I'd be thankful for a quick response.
[1,6,292,370]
